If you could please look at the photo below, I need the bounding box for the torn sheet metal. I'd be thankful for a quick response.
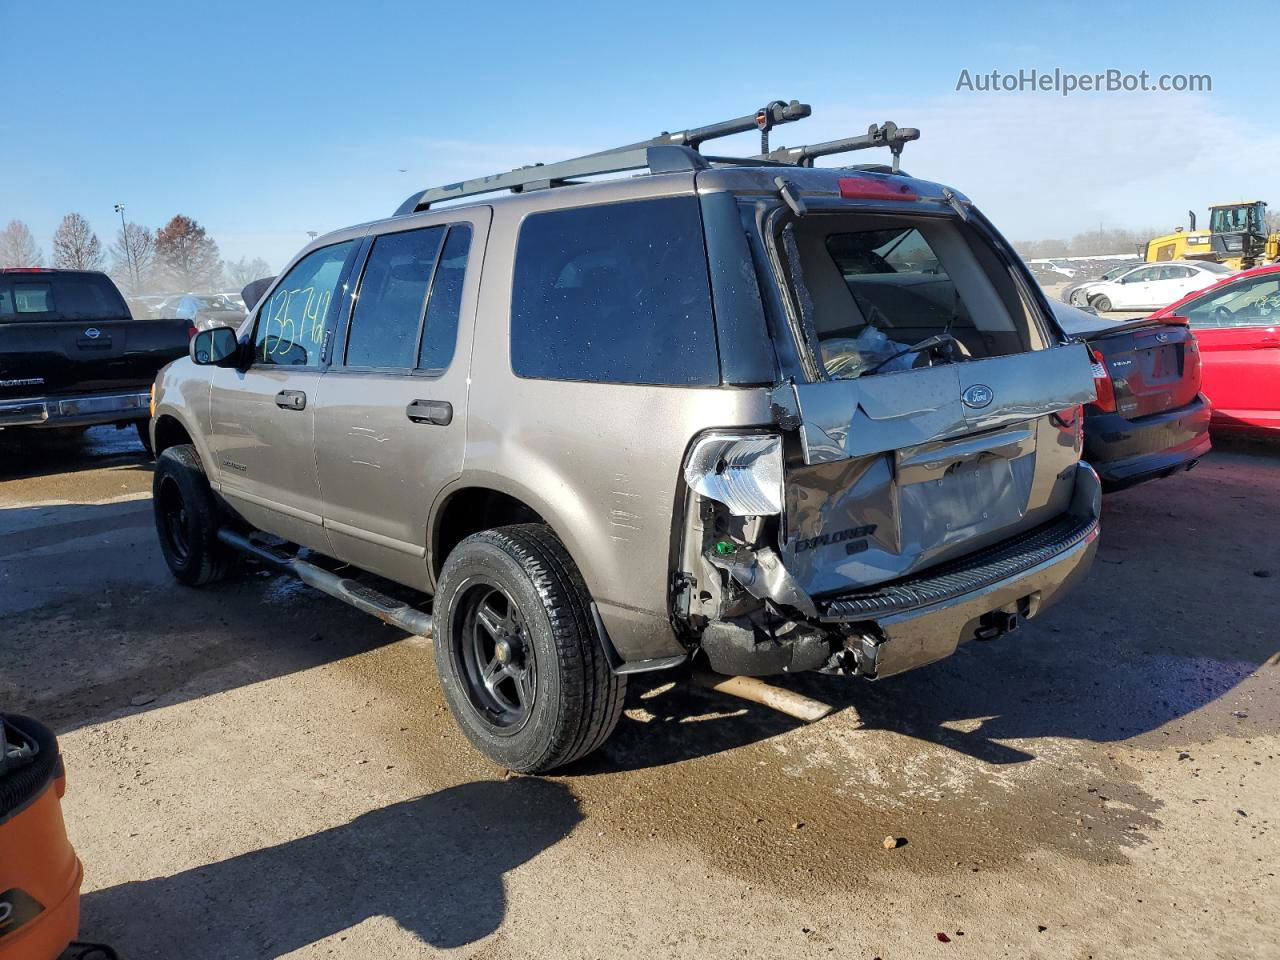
[708,545,818,619]
[774,344,1096,465]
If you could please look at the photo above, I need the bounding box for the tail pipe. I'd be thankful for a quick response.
[216,529,433,638]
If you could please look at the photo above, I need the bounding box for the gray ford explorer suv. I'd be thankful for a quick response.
[149,102,1101,772]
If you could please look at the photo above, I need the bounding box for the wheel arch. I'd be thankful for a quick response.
[152,413,195,457]
[428,483,549,585]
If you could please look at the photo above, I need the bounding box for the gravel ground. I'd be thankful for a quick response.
[1,425,1277,959]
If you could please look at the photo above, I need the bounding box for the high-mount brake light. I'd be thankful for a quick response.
[1089,347,1117,413]
[838,177,917,202]
[0,267,53,273]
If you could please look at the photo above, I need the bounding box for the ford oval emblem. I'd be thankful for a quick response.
[84,327,101,339]
[962,383,994,409]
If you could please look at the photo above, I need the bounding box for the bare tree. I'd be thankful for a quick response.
[154,215,223,291]
[110,223,156,295]
[223,256,273,292]
[0,220,43,267]
[51,213,105,270]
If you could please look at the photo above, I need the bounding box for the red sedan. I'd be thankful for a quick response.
[1151,265,1280,435]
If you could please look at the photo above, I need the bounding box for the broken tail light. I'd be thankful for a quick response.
[1089,347,1117,413]
[683,433,783,516]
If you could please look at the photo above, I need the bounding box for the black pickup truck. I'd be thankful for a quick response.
[0,268,193,452]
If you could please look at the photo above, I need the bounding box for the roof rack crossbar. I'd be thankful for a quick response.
[754,122,920,172]
[586,99,811,156]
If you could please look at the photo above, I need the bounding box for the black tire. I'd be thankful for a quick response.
[433,523,626,773]
[134,419,154,457]
[152,444,234,586]
[1090,294,1113,313]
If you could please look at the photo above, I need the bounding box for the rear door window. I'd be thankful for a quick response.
[345,227,446,369]
[418,224,471,373]
[510,196,719,386]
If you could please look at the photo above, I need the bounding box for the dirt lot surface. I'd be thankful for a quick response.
[2,426,1277,959]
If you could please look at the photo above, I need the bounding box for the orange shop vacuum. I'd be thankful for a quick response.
[0,713,115,960]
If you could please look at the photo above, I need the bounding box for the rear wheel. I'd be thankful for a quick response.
[1090,294,1113,313]
[433,523,626,773]
[152,444,234,586]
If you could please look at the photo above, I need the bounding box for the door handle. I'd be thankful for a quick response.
[406,399,452,425]
[275,390,307,411]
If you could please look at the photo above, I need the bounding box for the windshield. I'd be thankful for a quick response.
[782,213,1043,380]
[1199,262,1234,274]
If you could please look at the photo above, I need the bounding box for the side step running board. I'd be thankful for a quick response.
[216,529,434,639]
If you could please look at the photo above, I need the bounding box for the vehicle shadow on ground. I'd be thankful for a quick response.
[584,446,1280,773]
[0,424,151,482]
[81,777,578,957]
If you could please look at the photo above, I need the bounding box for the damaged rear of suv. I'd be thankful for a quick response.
[155,100,1099,772]
[681,163,1100,680]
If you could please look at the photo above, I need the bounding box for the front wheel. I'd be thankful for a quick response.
[1090,294,1113,313]
[433,524,626,773]
[152,444,235,586]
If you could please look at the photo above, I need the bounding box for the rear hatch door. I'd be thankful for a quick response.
[775,346,1094,597]
[763,196,1095,598]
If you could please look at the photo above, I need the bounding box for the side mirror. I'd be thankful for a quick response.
[191,327,241,367]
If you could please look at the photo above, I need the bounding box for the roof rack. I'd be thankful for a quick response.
[393,102,919,215]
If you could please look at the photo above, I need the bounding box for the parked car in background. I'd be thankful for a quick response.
[1077,261,1233,313]
[147,103,1102,772]
[1062,260,1143,305]
[156,293,245,331]
[1149,264,1280,436]
[1029,261,1075,284]
[0,268,193,451]
[1052,302,1210,489]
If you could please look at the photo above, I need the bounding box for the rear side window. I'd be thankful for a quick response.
[346,227,446,368]
[254,240,358,366]
[510,196,718,386]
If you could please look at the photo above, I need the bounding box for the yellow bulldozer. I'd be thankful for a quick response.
[1143,200,1279,270]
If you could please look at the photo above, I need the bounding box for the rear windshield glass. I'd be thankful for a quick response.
[0,273,129,321]
[781,213,1043,380]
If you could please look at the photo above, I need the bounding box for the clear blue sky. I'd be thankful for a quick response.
[4,0,1277,274]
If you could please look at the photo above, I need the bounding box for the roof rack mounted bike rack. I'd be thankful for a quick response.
[394,99,812,215]
[753,121,920,173]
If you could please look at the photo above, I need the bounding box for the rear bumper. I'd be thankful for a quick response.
[699,464,1102,679]
[1084,394,1212,490]
[0,391,150,429]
